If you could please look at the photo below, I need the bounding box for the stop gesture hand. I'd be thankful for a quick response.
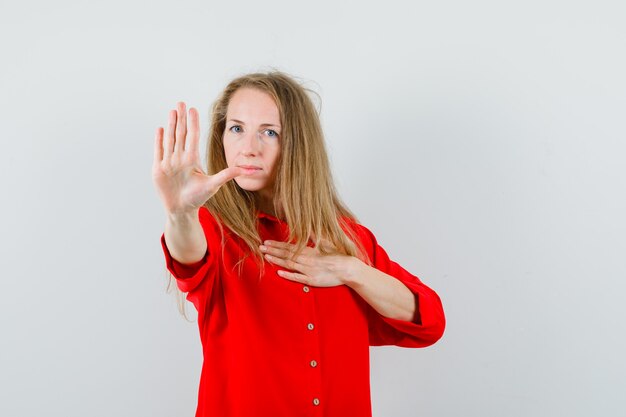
[152,102,247,215]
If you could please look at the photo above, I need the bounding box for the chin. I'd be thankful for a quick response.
[234,178,267,191]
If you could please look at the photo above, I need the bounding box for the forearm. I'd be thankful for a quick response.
[164,209,207,264]
[343,259,417,322]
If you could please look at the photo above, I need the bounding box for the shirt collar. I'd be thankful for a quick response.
[256,210,281,222]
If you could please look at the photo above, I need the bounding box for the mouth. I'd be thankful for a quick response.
[238,165,263,175]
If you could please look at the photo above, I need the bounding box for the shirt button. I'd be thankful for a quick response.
[310,360,317,367]
[307,323,314,330]
[313,398,320,406]
[303,286,310,293]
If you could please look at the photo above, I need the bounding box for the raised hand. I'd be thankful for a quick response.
[152,102,246,215]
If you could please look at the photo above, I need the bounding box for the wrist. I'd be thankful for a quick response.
[166,208,199,225]
[342,256,366,288]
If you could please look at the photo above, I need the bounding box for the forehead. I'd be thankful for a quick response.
[226,87,280,124]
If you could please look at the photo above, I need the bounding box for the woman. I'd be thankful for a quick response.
[152,70,446,417]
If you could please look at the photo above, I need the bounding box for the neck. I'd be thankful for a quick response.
[255,194,280,218]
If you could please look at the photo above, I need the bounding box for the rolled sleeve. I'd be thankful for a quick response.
[355,223,446,348]
[160,233,211,293]
[159,207,220,308]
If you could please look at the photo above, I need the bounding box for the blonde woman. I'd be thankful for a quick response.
[152,71,446,417]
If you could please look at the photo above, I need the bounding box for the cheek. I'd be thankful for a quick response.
[268,148,280,167]
[222,141,234,164]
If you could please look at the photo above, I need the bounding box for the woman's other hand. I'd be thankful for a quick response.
[259,240,360,288]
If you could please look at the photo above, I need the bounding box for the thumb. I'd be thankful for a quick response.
[210,166,247,190]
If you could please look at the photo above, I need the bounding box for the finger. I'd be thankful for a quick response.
[153,127,164,165]
[187,107,200,154]
[264,253,301,271]
[164,109,177,159]
[294,253,314,267]
[277,270,309,283]
[264,240,294,248]
[174,102,187,153]
[210,166,248,189]
[262,245,294,260]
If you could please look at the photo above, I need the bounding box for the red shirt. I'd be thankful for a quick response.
[160,207,445,417]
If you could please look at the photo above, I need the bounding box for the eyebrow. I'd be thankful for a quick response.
[227,118,281,128]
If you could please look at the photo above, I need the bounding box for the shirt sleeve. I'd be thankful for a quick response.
[159,207,220,312]
[355,223,446,348]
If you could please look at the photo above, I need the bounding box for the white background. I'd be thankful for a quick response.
[1,0,624,416]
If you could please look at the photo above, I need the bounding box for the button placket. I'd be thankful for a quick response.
[302,283,322,411]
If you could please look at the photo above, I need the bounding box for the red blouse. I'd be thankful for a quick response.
[160,207,445,417]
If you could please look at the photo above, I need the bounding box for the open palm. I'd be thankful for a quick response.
[152,102,246,215]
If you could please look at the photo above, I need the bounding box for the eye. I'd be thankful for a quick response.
[264,129,279,138]
[229,125,242,133]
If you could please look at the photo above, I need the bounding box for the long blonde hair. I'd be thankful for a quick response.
[166,70,372,320]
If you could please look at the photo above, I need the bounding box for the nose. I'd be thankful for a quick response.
[241,130,262,155]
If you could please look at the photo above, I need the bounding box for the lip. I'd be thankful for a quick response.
[238,165,262,170]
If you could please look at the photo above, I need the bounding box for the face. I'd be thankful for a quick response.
[223,87,282,202]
